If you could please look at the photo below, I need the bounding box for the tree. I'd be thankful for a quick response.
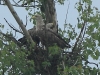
[0,0,100,75]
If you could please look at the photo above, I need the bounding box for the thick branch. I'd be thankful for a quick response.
[3,0,35,48]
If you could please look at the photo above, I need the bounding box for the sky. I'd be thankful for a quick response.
[0,0,100,69]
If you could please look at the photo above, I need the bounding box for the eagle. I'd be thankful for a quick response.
[18,14,71,49]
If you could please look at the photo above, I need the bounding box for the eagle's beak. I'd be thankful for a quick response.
[31,15,36,19]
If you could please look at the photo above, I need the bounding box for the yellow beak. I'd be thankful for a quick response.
[31,15,36,19]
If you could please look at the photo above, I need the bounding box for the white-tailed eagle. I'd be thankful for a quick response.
[18,14,71,49]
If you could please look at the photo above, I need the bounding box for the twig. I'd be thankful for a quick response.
[4,18,24,34]
[0,3,40,7]
[65,1,70,24]
[12,0,19,6]
[17,0,22,3]
[78,22,87,45]
[72,21,86,51]
[85,60,98,68]
[63,1,70,36]
[25,15,27,27]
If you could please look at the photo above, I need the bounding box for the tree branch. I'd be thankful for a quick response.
[4,18,23,34]
[3,0,35,49]
[0,31,22,47]
[0,3,40,7]
[72,21,87,51]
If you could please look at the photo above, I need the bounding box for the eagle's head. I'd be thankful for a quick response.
[32,14,44,31]
[32,14,42,21]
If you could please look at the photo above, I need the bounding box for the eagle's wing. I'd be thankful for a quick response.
[36,29,71,49]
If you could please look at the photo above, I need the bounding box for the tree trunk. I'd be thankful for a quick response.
[41,0,58,33]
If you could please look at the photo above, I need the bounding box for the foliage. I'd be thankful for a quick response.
[0,0,100,75]
[0,31,35,75]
